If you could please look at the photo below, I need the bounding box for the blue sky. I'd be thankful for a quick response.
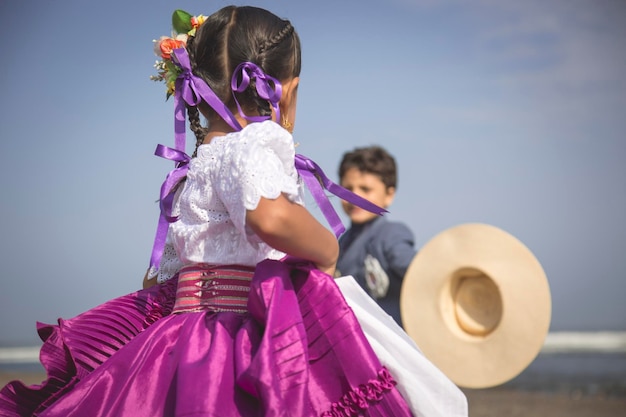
[0,0,625,345]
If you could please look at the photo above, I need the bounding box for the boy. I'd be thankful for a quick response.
[336,146,416,328]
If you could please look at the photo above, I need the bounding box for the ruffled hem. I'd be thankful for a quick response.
[322,367,397,417]
[0,279,177,416]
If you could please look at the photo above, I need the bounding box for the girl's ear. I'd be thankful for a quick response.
[280,77,300,109]
[278,77,299,132]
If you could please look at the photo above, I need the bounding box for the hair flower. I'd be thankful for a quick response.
[190,15,207,35]
[150,10,207,99]
[154,34,188,60]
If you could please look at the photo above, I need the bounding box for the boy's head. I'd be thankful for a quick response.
[338,146,397,224]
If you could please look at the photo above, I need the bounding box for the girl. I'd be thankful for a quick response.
[0,6,466,417]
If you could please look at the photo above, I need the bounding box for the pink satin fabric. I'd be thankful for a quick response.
[0,259,412,417]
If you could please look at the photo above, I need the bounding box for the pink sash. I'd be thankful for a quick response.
[172,264,255,314]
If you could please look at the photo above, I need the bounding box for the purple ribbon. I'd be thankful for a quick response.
[149,48,242,274]
[155,144,191,221]
[295,154,388,237]
[172,48,242,149]
[231,62,282,124]
[148,144,191,272]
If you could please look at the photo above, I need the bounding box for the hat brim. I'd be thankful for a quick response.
[400,223,551,389]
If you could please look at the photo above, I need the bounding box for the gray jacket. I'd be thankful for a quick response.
[337,216,417,327]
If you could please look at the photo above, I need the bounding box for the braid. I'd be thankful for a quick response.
[184,34,210,156]
[247,80,272,118]
[247,22,295,118]
[187,106,208,157]
[258,22,294,54]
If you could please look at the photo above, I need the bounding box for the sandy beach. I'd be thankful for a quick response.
[463,386,626,417]
[1,370,625,417]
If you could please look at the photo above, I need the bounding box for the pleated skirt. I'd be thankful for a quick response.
[0,259,415,417]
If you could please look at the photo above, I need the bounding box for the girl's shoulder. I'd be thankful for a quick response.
[237,120,294,151]
[197,121,295,168]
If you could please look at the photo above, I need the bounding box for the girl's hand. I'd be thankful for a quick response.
[316,261,337,277]
[142,269,158,289]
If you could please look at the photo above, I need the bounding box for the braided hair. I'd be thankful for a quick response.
[185,6,301,156]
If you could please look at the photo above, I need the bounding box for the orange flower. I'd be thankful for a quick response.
[156,35,187,60]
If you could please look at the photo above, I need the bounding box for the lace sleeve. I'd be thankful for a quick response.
[215,122,302,234]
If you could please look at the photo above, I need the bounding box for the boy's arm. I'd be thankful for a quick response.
[382,222,417,278]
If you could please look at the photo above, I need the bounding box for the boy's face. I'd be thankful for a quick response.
[340,167,395,224]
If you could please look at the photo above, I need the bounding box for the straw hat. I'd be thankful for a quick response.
[400,223,551,389]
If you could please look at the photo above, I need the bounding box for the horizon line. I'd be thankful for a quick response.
[1,331,625,364]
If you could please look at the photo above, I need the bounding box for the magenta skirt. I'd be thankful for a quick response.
[0,259,412,417]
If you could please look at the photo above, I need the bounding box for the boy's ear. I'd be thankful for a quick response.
[384,186,396,207]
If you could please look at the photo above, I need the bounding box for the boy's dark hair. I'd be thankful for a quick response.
[186,6,302,153]
[338,146,397,189]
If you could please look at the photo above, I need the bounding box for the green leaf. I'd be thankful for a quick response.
[172,10,193,34]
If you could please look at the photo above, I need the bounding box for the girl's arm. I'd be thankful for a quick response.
[246,193,338,276]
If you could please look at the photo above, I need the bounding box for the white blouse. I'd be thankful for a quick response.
[157,121,303,282]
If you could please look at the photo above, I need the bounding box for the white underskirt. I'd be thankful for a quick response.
[336,275,468,417]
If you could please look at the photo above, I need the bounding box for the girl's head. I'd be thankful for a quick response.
[185,6,301,146]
